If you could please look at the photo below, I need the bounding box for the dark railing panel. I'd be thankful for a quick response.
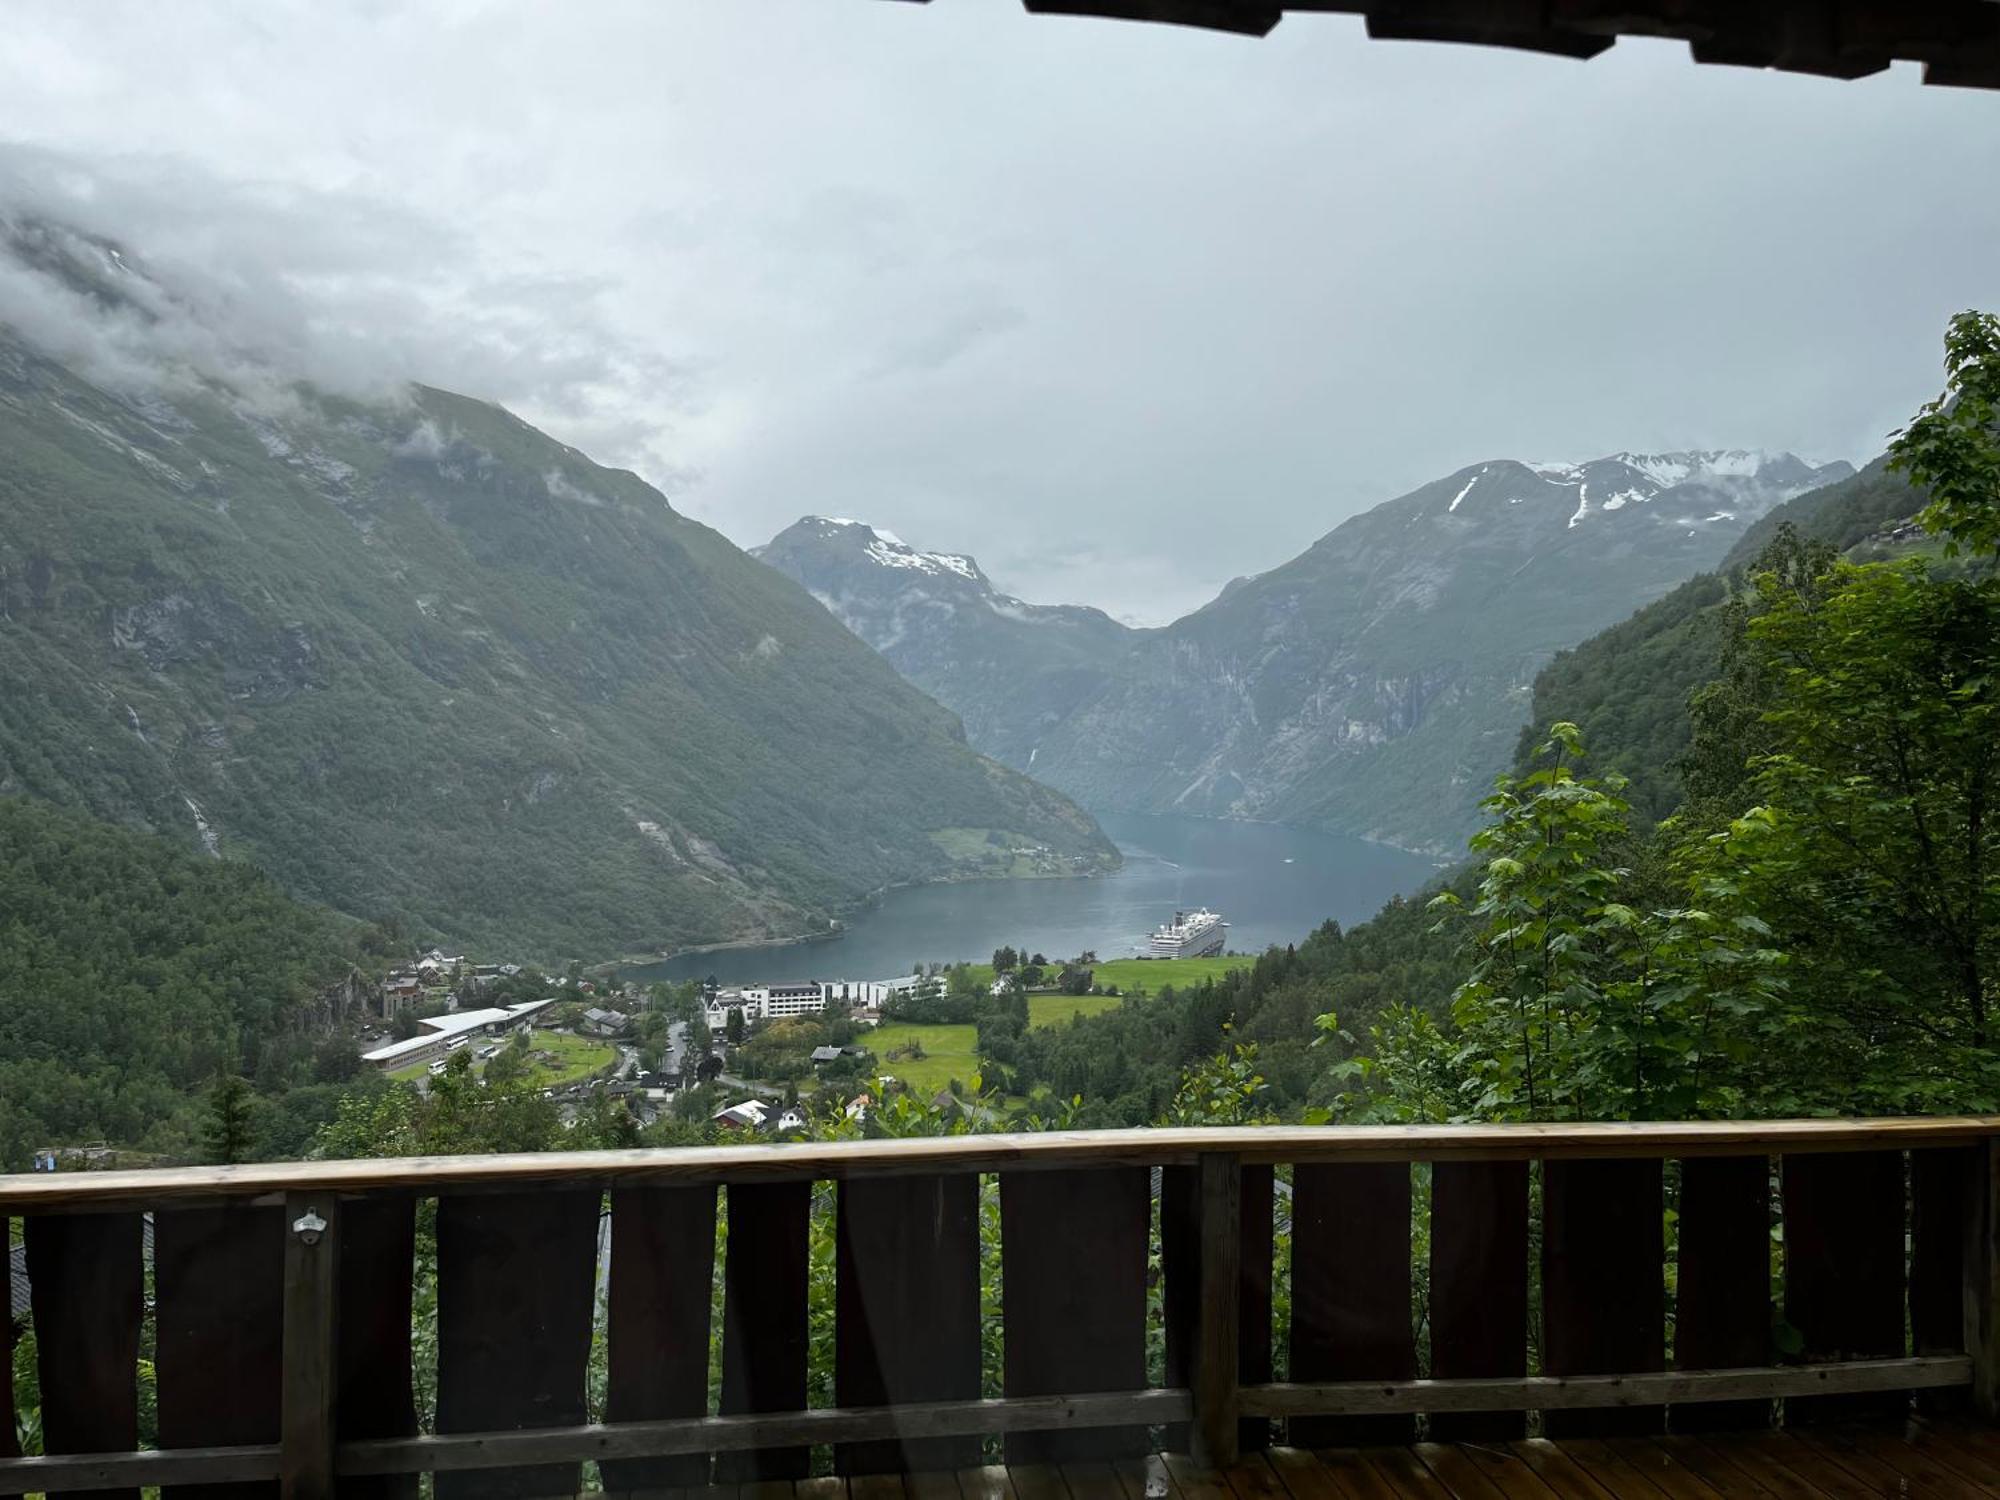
[1543,1158,1665,1436]
[156,1204,284,1500]
[2,1219,16,1498]
[602,1184,717,1494]
[334,1197,418,1500]
[1675,1155,1774,1430]
[718,1180,812,1482]
[1912,1149,1971,1353]
[1160,1163,1274,1455]
[1783,1151,1905,1424]
[24,1210,144,1500]
[1428,1160,1529,1440]
[1000,1167,1149,1463]
[433,1189,597,1500]
[1288,1163,1414,1447]
[835,1173,982,1474]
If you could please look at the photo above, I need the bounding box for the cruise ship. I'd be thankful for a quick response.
[1148,908,1228,958]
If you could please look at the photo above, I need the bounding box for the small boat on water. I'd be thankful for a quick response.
[1147,908,1228,958]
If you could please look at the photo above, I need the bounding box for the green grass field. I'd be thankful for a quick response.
[525,1031,618,1086]
[1087,956,1248,994]
[1026,993,1123,1027]
[865,1021,980,1097]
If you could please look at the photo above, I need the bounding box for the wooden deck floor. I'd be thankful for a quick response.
[760,1423,2000,1500]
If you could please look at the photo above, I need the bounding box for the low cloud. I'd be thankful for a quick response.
[0,142,684,430]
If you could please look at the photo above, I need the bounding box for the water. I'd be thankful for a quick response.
[625,812,1441,987]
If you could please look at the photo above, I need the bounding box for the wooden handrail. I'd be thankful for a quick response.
[5,1116,1998,1211]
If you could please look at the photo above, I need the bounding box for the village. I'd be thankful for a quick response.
[352,946,1235,1136]
[353,950,957,1135]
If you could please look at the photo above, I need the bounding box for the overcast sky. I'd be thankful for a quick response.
[3,2,1998,623]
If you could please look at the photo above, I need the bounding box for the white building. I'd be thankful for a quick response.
[362,998,556,1073]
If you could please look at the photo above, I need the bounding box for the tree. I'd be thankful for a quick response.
[1890,309,2000,558]
[201,1074,260,1165]
[992,947,1018,973]
[724,1007,747,1046]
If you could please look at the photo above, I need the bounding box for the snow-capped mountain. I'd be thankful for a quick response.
[759,449,1853,855]
[754,517,1132,769]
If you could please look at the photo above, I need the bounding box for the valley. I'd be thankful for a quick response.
[761,451,1852,855]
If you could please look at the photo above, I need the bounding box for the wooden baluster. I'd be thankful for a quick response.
[836,1173,981,1475]
[1542,1158,1665,1436]
[1191,1152,1243,1470]
[602,1185,718,1495]
[1782,1150,1904,1424]
[23,1211,144,1500]
[1675,1156,1772,1431]
[335,1196,419,1500]
[1968,1135,2000,1422]
[1429,1161,1528,1440]
[1288,1162,1413,1447]
[718,1181,812,1482]
[434,1189,598,1500]
[1001,1166,1150,1464]
[280,1193,339,1500]
[156,1204,285,1500]
[1911,1147,1969,1416]
[2,1215,16,1500]
[1161,1164,1273,1456]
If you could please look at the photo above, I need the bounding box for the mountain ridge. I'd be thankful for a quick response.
[760,447,1852,853]
[0,221,1120,959]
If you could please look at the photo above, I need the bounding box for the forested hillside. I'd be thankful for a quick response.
[0,797,373,1168]
[1513,457,1931,815]
[0,222,1116,959]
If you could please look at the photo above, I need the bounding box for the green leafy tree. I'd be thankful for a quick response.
[724,1007,746,1046]
[1890,309,2000,558]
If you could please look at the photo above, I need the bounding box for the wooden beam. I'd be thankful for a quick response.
[1190,1152,1242,1470]
[336,1391,1196,1476]
[9,1119,2000,1212]
[280,1193,341,1500]
[1235,1355,1971,1416]
[0,1444,282,1492]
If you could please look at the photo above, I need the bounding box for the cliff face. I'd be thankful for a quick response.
[762,452,1853,854]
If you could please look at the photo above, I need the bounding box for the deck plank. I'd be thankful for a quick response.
[1443,1443,1559,1500]
[907,1474,963,1500]
[1646,1437,1778,1499]
[960,1468,1020,1500]
[1164,1453,1235,1500]
[1907,1425,2000,1490]
[1509,1439,1620,1500]
[799,1478,851,1500]
[1012,1464,1074,1500]
[1411,1442,1512,1500]
[1362,1446,1459,1500]
[1064,1463,1134,1500]
[1696,1432,1864,1500]
[1109,1459,1180,1500]
[1792,1428,1987,1497]
[1266,1448,1354,1500]
[1307,1450,1409,1500]
[1595,1440,1724,1500]
[848,1476,909,1500]
[1545,1440,1671,1500]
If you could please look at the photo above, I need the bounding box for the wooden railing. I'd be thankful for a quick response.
[2,1119,1997,1498]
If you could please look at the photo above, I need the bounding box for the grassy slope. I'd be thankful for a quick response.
[0,339,1117,958]
[866,1021,980,1095]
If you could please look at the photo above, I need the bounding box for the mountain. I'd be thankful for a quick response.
[0,221,1117,959]
[761,450,1851,855]
[754,517,1135,772]
[1513,456,1927,820]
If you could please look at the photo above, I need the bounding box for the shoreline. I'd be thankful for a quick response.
[610,857,1121,972]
